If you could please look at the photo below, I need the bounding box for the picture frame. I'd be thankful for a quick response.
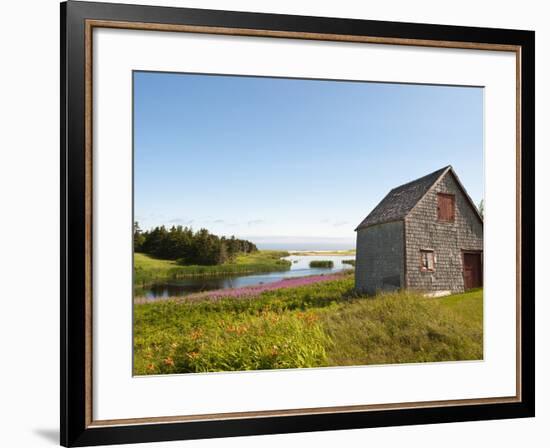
[61,1,535,446]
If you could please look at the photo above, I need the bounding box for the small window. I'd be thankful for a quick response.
[420,250,435,271]
[437,193,455,222]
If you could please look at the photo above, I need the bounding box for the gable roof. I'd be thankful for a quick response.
[355,166,452,231]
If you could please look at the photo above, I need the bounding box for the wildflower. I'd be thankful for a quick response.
[236,324,249,335]
[147,363,155,372]
[163,357,175,367]
[186,273,345,301]
[190,329,203,340]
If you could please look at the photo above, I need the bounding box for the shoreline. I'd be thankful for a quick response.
[134,271,351,304]
[287,250,355,256]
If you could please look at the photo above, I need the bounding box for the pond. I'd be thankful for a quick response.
[136,254,354,299]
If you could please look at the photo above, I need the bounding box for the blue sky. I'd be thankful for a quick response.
[134,71,483,250]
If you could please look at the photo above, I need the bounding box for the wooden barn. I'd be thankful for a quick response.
[354,166,483,295]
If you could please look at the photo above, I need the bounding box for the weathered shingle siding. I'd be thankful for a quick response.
[355,221,404,294]
[356,166,449,230]
[404,172,483,292]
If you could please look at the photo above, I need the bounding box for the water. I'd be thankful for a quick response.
[257,242,355,251]
[137,254,354,299]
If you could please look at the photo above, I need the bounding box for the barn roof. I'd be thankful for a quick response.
[355,166,452,230]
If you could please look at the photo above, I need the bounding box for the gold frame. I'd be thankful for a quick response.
[84,20,522,428]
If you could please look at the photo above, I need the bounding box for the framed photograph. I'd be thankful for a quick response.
[61,1,535,446]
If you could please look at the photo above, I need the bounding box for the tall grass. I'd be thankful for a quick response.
[134,274,483,374]
[320,288,483,366]
[134,306,330,374]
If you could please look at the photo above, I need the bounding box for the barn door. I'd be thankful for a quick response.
[463,252,483,289]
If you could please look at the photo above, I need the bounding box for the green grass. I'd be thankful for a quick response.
[232,250,290,265]
[341,259,355,266]
[134,251,291,286]
[133,274,483,375]
[309,260,334,268]
[320,288,483,366]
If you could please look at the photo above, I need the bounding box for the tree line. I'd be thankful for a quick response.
[134,223,258,265]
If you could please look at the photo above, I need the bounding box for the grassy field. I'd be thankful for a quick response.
[134,251,291,286]
[133,272,483,375]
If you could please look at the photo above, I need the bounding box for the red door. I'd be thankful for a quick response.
[463,252,483,289]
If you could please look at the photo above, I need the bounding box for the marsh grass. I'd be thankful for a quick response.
[134,273,482,375]
[309,260,334,268]
[134,251,291,285]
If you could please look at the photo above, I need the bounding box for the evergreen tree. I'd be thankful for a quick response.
[135,224,257,264]
[133,222,145,252]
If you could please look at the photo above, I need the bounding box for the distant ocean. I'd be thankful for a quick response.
[256,241,355,251]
